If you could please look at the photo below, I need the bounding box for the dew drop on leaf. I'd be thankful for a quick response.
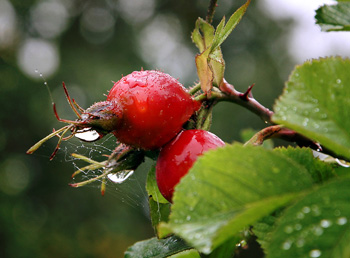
[320,219,332,228]
[313,226,323,236]
[296,238,305,248]
[296,212,305,219]
[284,225,293,234]
[302,206,311,214]
[336,217,347,226]
[282,240,292,250]
[311,205,321,216]
[334,210,341,217]
[294,223,302,231]
[309,249,322,258]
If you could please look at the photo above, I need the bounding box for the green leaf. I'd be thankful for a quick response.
[146,166,171,236]
[193,0,250,93]
[211,0,251,51]
[274,147,335,183]
[253,214,279,251]
[124,236,191,258]
[273,57,350,160]
[206,236,240,258]
[149,197,171,237]
[208,47,225,87]
[315,3,350,31]
[168,249,200,258]
[161,144,320,254]
[146,166,168,204]
[191,18,215,53]
[266,177,350,258]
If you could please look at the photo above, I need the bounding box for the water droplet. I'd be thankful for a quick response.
[312,123,320,129]
[107,170,134,184]
[194,233,201,239]
[336,217,347,225]
[297,212,305,219]
[294,223,302,231]
[302,206,311,214]
[236,239,247,247]
[336,79,341,84]
[186,215,191,221]
[303,111,310,116]
[309,249,322,257]
[282,240,292,250]
[302,118,309,127]
[320,219,332,228]
[311,98,319,104]
[296,238,305,248]
[311,205,321,216]
[75,128,101,142]
[335,159,350,168]
[284,225,293,234]
[313,226,323,236]
[320,113,328,119]
[313,108,319,113]
[334,210,341,216]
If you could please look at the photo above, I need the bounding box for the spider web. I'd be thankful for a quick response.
[57,134,152,210]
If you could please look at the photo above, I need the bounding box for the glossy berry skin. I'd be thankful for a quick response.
[106,70,200,150]
[156,129,225,202]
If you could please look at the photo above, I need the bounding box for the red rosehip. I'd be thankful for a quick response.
[106,70,201,149]
[156,129,225,202]
[27,70,200,158]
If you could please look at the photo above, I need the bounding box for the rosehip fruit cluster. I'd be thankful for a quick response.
[156,129,225,202]
[27,70,200,158]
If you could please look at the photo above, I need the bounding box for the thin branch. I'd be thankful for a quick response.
[206,0,218,24]
[195,80,274,123]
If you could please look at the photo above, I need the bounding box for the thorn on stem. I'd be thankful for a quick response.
[240,83,255,101]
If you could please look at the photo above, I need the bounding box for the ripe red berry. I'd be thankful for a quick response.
[27,70,200,158]
[156,129,225,202]
[106,70,201,149]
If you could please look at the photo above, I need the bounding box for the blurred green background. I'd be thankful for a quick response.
[0,0,297,257]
